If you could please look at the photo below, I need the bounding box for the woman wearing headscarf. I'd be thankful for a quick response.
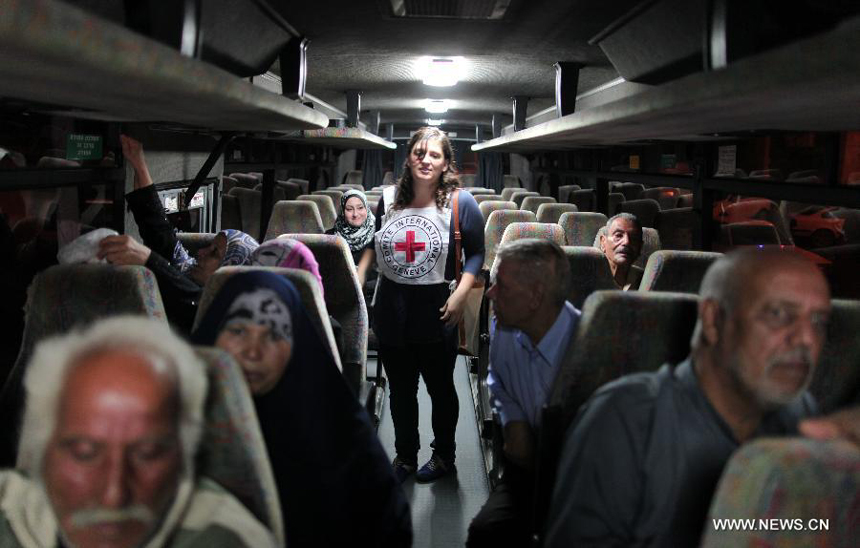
[192,271,412,548]
[250,238,345,360]
[100,135,258,333]
[250,238,324,295]
[327,188,376,265]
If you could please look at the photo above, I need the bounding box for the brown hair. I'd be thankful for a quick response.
[393,127,460,210]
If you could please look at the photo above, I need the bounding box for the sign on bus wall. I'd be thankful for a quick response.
[66,134,103,161]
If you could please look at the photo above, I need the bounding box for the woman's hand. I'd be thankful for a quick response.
[120,135,154,189]
[440,272,476,327]
[439,289,466,327]
[97,235,152,265]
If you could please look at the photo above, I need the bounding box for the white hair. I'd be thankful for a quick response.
[19,316,208,480]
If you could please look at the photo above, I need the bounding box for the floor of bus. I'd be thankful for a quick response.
[368,356,490,547]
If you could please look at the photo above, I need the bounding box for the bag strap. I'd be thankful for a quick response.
[453,189,462,283]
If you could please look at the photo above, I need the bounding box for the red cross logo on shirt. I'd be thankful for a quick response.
[394,230,426,263]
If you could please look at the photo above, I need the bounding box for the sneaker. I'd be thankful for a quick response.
[392,456,416,483]
[416,453,455,483]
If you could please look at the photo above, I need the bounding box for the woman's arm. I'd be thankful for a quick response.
[121,135,154,190]
[356,247,375,287]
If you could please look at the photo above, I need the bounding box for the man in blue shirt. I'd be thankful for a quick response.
[467,239,581,547]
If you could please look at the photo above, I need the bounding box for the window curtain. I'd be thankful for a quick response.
[478,152,504,193]
[361,149,384,189]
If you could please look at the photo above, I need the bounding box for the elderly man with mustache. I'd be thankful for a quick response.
[598,213,644,290]
[545,248,830,548]
[0,317,277,548]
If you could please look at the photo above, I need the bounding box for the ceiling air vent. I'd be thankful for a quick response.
[389,0,512,20]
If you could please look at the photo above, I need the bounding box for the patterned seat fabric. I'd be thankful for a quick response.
[521,196,557,215]
[512,191,540,208]
[498,222,566,265]
[592,226,661,269]
[702,438,860,548]
[297,194,337,231]
[677,194,694,208]
[558,211,608,246]
[276,234,368,393]
[227,172,260,189]
[616,182,646,201]
[221,176,239,194]
[656,207,696,250]
[558,185,582,204]
[227,187,262,241]
[810,298,860,413]
[466,187,496,196]
[276,180,302,201]
[194,266,342,372]
[561,246,616,309]
[620,198,661,228]
[474,194,504,205]
[501,187,521,202]
[265,201,324,240]
[479,200,518,225]
[608,192,625,215]
[313,189,344,207]
[0,264,167,466]
[549,290,698,422]
[640,250,722,293]
[570,189,595,212]
[286,178,310,195]
[194,346,284,546]
[367,198,380,216]
[537,203,579,224]
[640,187,681,210]
[483,209,537,270]
[343,170,363,187]
[503,174,521,188]
[252,183,287,204]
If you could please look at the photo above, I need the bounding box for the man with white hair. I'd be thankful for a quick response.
[545,248,830,547]
[468,239,580,547]
[0,316,277,548]
[598,212,644,290]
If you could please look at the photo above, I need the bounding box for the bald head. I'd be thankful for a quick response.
[694,248,831,412]
[697,248,829,316]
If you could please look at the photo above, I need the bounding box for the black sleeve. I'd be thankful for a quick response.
[126,186,182,262]
[144,251,201,334]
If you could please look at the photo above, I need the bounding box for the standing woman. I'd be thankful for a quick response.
[358,127,485,482]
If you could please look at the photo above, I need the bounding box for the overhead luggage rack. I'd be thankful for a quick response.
[0,0,329,132]
[272,128,397,150]
[473,16,860,153]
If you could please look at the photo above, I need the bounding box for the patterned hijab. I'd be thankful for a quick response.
[333,189,375,252]
[250,238,324,297]
[191,271,412,547]
[173,229,259,273]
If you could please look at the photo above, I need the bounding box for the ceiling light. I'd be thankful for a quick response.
[427,119,444,126]
[420,57,465,87]
[425,99,449,114]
